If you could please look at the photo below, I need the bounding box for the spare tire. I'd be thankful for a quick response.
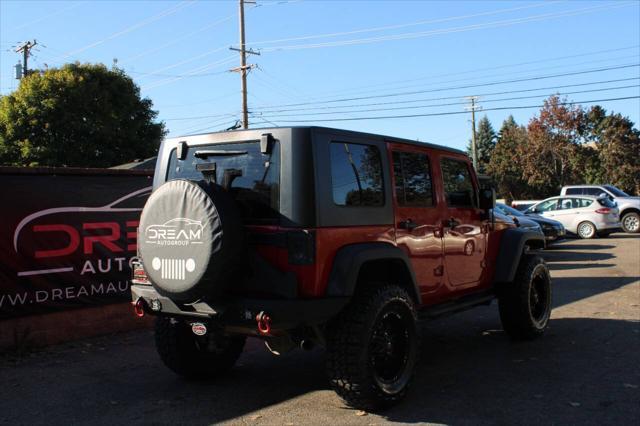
[138,179,245,303]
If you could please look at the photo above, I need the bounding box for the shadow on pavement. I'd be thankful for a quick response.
[548,262,616,271]
[382,316,640,425]
[1,238,638,425]
[543,250,615,263]
[549,244,616,251]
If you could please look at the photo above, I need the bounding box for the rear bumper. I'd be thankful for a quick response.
[131,285,348,334]
[598,221,622,231]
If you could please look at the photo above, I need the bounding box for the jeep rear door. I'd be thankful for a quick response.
[438,156,487,288]
[389,143,444,299]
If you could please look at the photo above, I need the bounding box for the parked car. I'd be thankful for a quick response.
[495,203,565,242]
[511,200,540,211]
[524,195,620,239]
[494,207,543,235]
[131,126,549,410]
[561,185,639,233]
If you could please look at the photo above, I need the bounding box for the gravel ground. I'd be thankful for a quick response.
[1,235,638,426]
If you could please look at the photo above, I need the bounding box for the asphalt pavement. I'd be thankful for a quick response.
[1,235,639,425]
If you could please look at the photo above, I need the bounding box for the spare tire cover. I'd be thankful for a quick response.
[138,179,244,303]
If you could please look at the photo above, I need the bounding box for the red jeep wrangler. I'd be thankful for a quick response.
[131,127,550,410]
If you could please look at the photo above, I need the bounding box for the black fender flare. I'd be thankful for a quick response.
[494,228,545,284]
[325,242,420,302]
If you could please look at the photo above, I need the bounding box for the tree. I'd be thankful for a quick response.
[584,106,640,194]
[466,115,496,173]
[0,63,165,168]
[521,95,585,197]
[486,116,531,201]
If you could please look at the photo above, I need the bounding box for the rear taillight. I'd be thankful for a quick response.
[595,208,611,214]
[132,259,151,285]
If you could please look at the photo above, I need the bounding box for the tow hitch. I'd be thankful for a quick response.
[256,311,272,335]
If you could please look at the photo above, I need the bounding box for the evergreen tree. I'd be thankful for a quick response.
[466,115,496,173]
[486,116,531,201]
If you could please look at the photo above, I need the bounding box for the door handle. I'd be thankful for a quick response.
[398,219,418,231]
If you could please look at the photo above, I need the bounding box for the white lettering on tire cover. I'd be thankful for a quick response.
[151,257,195,281]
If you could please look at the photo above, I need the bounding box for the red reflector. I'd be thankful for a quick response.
[132,264,150,284]
[595,208,611,214]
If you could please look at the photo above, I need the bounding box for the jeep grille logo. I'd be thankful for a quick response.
[145,218,204,246]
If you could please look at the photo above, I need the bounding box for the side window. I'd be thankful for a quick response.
[584,188,601,196]
[392,151,434,207]
[536,199,559,212]
[577,198,594,208]
[565,188,581,195]
[330,142,384,207]
[559,198,574,210]
[440,158,476,208]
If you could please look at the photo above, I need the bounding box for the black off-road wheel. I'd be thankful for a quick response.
[499,254,552,340]
[326,285,419,411]
[155,317,245,379]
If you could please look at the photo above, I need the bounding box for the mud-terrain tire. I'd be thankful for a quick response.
[621,212,640,233]
[326,285,419,411]
[155,317,245,379]
[499,254,552,340]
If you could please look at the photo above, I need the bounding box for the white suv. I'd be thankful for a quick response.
[561,185,640,233]
[525,195,620,239]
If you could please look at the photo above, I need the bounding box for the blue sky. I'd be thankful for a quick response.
[1,0,639,151]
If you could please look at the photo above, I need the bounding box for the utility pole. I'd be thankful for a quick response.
[230,0,259,129]
[14,40,37,79]
[465,96,482,171]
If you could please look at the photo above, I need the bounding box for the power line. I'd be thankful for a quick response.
[254,45,638,104]
[163,82,638,123]
[252,63,640,108]
[180,117,242,135]
[7,1,85,32]
[52,1,196,61]
[247,1,559,46]
[253,77,640,114]
[256,84,639,118]
[308,51,639,102]
[140,56,237,90]
[260,3,634,52]
[257,96,640,123]
[120,13,236,65]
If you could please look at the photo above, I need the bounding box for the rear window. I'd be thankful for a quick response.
[604,185,629,197]
[166,141,280,224]
[597,197,617,208]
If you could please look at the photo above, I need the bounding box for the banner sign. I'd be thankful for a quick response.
[0,168,153,319]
